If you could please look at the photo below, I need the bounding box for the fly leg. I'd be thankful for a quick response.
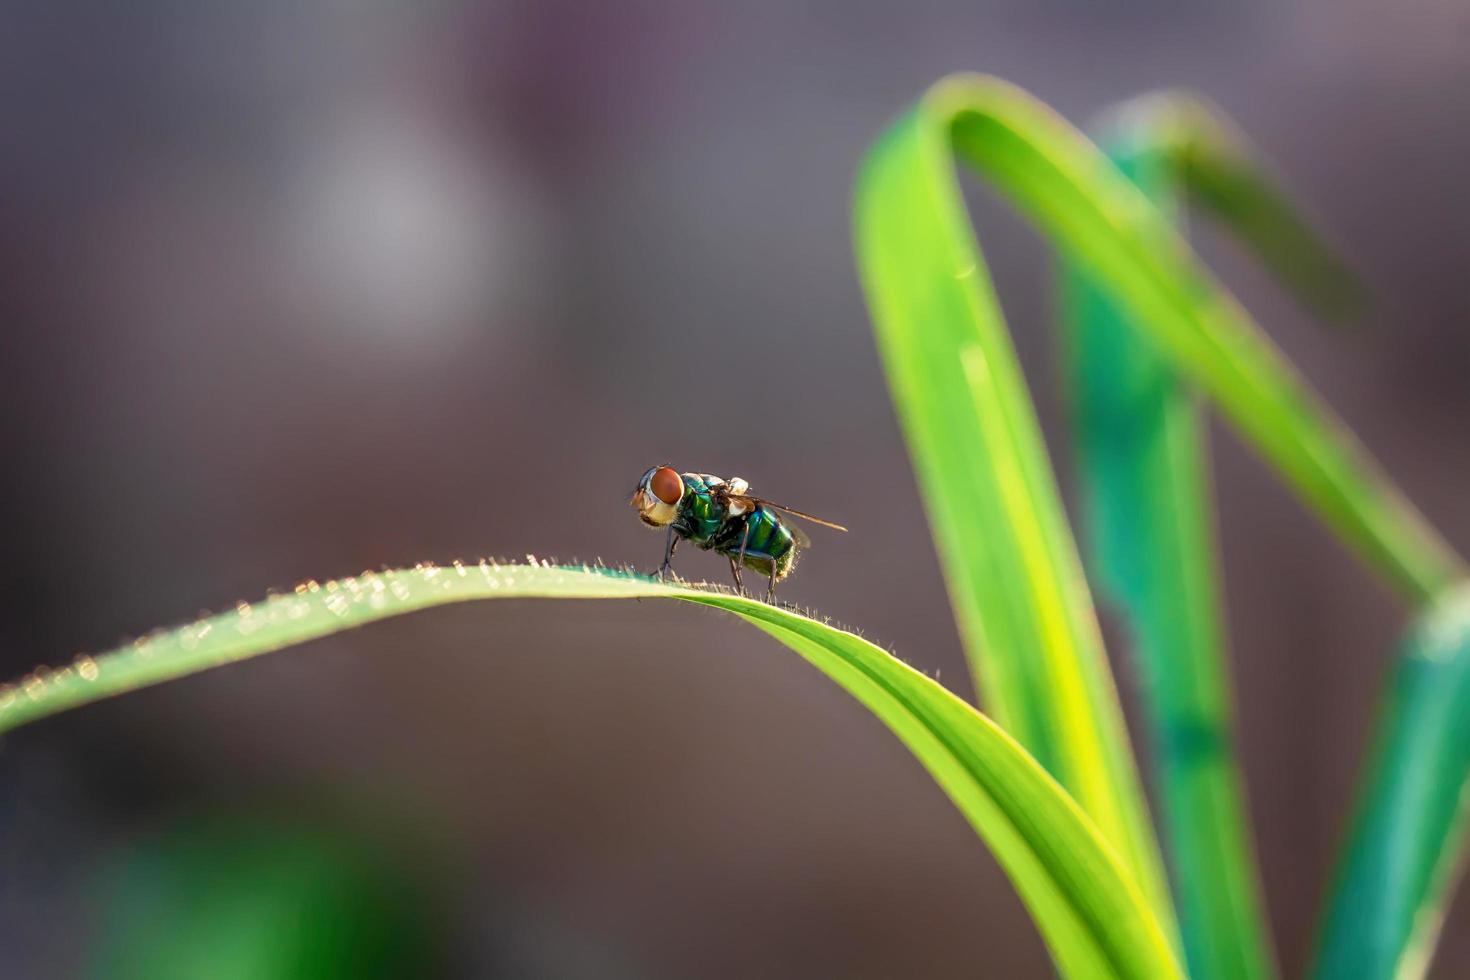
[766,561,778,604]
[656,526,679,579]
[729,520,752,596]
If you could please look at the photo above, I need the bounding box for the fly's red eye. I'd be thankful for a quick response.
[650,467,683,505]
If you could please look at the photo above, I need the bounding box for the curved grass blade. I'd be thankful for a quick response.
[855,79,1176,941]
[1057,90,1362,980]
[853,75,1466,951]
[863,74,1460,607]
[1312,584,1470,980]
[0,561,1183,979]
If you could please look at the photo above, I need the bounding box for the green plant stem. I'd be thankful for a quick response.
[0,561,1183,979]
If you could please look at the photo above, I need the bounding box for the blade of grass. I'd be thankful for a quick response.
[867,74,1461,606]
[0,561,1183,979]
[1058,91,1360,980]
[853,76,1465,950]
[1061,158,1268,979]
[1312,584,1470,980]
[855,79,1178,941]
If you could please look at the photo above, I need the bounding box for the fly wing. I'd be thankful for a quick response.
[786,521,813,549]
[747,498,849,533]
[712,481,847,543]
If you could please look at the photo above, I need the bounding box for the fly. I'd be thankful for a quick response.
[629,465,847,602]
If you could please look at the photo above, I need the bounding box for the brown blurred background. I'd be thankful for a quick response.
[3,2,1469,977]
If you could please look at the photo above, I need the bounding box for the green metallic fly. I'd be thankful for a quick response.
[629,465,847,602]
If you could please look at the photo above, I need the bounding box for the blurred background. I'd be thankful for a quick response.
[3,2,1469,977]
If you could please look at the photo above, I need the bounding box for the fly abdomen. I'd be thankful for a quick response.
[713,506,796,580]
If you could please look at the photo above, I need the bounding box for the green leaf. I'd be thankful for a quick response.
[852,76,1465,957]
[861,74,1460,609]
[88,818,436,980]
[854,77,1177,942]
[1058,90,1359,980]
[0,562,1181,980]
[1313,584,1470,980]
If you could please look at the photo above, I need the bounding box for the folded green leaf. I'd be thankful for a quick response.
[1313,584,1470,980]
[0,562,1181,979]
[874,74,1461,606]
[854,77,1466,959]
[855,77,1178,941]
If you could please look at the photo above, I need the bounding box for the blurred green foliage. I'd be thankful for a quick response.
[87,815,440,980]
